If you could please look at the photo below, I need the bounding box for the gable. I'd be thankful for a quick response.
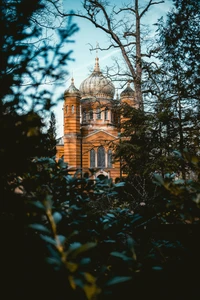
[84,130,118,143]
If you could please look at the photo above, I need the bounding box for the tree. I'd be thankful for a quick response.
[116,0,200,181]
[155,0,200,179]
[0,0,78,210]
[48,0,166,110]
[43,112,57,157]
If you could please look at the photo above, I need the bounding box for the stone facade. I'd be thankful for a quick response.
[56,56,137,182]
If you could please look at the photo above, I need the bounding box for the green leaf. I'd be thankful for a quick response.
[103,240,116,243]
[29,224,50,234]
[106,276,132,286]
[29,201,45,210]
[106,213,116,219]
[53,212,62,224]
[46,257,62,266]
[57,235,66,245]
[68,242,96,258]
[153,173,164,186]
[80,258,91,265]
[40,234,56,245]
[152,266,163,271]
[110,251,133,261]
[114,182,126,187]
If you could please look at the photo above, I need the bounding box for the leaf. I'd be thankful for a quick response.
[46,257,62,267]
[152,266,163,271]
[153,173,164,186]
[68,242,96,259]
[110,251,133,261]
[66,261,78,272]
[130,214,142,224]
[106,213,116,219]
[40,234,56,245]
[114,182,126,187]
[84,272,96,284]
[103,239,116,243]
[68,242,82,251]
[68,275,76,290]
[29,201,45,210]
[106,276,132,286]
[70,205,82,211]
[83,284,101,300]
[80,257,91,265]
[57,235,66,245]
[29,224,50,234]
[53,211,62,224]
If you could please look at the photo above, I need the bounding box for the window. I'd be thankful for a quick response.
[66,105,68,113]
[97,146,105,168]
[107,149,112,168]
[104,107,108,120]
[90,149,95,168]
[89,110,93,120]
[96,107,101,119]
[82,109,86,122]
[72,105,74,113]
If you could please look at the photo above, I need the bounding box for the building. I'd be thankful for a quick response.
[56,55,137,182]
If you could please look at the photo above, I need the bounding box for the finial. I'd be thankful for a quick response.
[71,77,74,85]
[94,42,100,72]
[116,88,119,100]
[96,42,99,58]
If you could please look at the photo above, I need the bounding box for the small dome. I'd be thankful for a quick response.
[79,57,115,99]
[64,78,81,96]
[120,82,135,98]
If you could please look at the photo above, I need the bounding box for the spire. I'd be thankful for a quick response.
[94,42,100,73]
[64,76,80,96]
[116,88,119,100]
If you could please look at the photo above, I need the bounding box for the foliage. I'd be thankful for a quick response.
[23,155,200,299]
[43,112,57,157]
[1,1,200,299]
[157,0,200,100]
[153,149,200,224]
[0,0,78,211]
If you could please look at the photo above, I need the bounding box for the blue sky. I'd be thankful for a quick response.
[53,0,172,137]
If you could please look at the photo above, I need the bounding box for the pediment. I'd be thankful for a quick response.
[84,130,118,142]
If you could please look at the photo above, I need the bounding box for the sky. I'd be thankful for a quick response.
[52,0,173,138]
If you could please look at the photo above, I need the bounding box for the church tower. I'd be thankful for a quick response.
[120,82,137,126]
[56,55,137,182]
[63,78,81,168]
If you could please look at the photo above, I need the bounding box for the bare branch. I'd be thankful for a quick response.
[123,32,137,38]
[113,7,136,15]
[140,0,164,19]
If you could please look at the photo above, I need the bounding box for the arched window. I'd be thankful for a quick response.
[107,149,112,168]
[66,105,68,113]
[82,109,86,122]
[71,105,74,113]
[90,149,95,168]
[97,146,105,168]
[104,107,108,120]
[96,107,101,119]
[89,110,93,120]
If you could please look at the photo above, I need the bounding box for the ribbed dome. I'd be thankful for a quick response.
[120,82,134,98]
[79,57,115,99]
[64,78,81,97]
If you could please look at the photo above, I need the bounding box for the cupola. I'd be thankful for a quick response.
[79,57,115,100]
[64,78,81,97]
[120,82,135,99]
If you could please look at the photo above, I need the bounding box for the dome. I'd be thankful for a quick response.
[79,57,115,99]
[64,78,81,97]
[120,82,135,99]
